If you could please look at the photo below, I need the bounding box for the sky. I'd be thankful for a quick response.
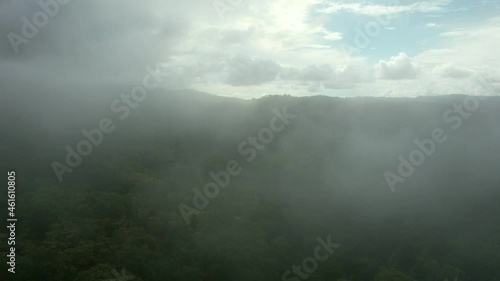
[1,0,499,98]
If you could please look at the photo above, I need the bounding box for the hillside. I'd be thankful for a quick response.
[1,83,500,281]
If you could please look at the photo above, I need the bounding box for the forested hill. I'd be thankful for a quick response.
[1,83,500,281]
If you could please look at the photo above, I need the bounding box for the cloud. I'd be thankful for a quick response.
[294,64,333,81]
[318,0,452,16]
[311,26,343,41]
[432,64,473,79]
[225,55,282,86]
[280,62,374,91]
[0,0,212,84]
[0,0,498,98]
[376,53,419,80]
[417,17,500,71]
[324,64,374,89]
[322,32,343,41]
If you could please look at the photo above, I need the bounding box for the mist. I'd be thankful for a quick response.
[1,1,500,281]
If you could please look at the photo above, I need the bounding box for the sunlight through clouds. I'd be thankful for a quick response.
[0,0,498,98]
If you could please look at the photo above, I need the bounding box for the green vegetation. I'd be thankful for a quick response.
[1,87,500,281]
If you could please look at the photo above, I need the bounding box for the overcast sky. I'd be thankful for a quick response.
[1,0,499,98]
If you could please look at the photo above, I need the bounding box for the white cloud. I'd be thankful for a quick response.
[417,18,500,70]
[322,32,343,41]
[318,0,452,16]
[376,53,419,80]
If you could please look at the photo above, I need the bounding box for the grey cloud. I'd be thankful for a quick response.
[433,64,473,79]
[225,54,282,86]
[220,27,256,45]
[299,64,334,81]
[279,63,374,91]
[159,60,227,90]
[0,0,205,85]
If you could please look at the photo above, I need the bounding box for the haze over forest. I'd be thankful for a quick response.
[1,1,500,281]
